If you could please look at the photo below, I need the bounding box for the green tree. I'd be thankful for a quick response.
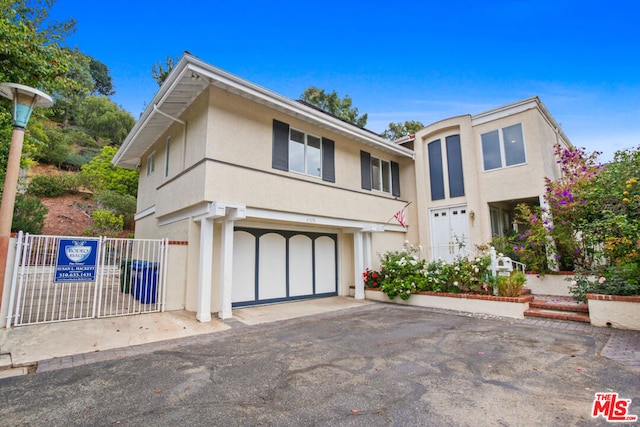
[81,146,138,196]
[152,55,178,87]
[0,0,94,181]
[89,57,115,96]
[381,120,425,140]
[300,86,368,127]
[74,96,135,145]
[0,0,78,93]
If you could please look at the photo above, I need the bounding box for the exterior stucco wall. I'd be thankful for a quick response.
[202,87,414,221]
[135,91,209,220]
[165,243,188,311]
[370,231,412,271]
[413,103,567,255]
[473,108,549,203]
[414,116,482,258]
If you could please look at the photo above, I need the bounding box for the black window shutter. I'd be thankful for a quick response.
[360,151,372,190]
[272,119,289,171]
[391,161,401,197]
[321,137,335,183]
[446,134,465,197]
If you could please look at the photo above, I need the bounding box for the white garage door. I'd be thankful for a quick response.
[232,228,338,307]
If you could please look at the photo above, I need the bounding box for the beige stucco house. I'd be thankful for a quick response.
[113,54,570,321]
[405,97,570,262]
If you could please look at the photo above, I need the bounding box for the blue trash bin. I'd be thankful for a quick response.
[131,261,158,304]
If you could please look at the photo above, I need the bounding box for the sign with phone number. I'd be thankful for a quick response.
[54,239,100,283]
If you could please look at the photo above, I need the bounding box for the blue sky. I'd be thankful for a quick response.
[49,0,639,161]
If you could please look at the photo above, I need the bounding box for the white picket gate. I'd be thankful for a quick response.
[5,232,168,327]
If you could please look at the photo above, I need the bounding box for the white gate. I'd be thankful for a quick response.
[5,232,168,327]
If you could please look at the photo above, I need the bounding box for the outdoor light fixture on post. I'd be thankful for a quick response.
[0,83,53,309]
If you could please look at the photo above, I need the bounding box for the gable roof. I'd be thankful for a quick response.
[113,54,414,169]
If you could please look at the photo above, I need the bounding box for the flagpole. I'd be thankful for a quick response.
[386,201,412,225]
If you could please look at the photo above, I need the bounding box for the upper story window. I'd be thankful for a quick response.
[371,157,391,193]
[428,135,464,200]
[481,123,526,171]
[360,151,400,196]
[272,119,335,182]
[146,152,155,176]
[289,128,321,177]
[164,137,171,178]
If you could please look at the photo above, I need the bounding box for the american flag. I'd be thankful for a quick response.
[394,208,407,228]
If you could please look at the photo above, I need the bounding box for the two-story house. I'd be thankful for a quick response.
[113,53,569,321]
[113,54,416,321]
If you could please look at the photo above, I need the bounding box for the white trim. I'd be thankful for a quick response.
[244,207,403,232]
[196,217,214,322]
[113,54,414,169]
[157,203,210,226]
[134,205,156,221]
[218,218,234,319]
[353,231,365,300]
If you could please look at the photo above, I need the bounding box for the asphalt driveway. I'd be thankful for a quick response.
[0,304,638,426]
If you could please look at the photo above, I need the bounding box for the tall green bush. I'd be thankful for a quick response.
[12,194,48,234]
[88,209,123,236]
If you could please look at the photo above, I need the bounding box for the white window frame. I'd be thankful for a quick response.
[481,123,527,171]
[371,156,391,193]
[164,137,171,178]
[146,151,155,176]
[288,128,322,178]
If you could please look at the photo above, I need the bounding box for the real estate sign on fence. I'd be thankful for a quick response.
[54,239,100,283]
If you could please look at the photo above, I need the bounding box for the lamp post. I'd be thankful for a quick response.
[0,83,53,309]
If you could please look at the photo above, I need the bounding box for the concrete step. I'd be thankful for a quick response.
[0,367,28,379]
[0,353,12,370]
[524,308,591,323]
[529,300,589,313]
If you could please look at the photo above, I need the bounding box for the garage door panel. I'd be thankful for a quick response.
[289,235,313,297]
[314,236,337,294]
[233,228,337,307]
[258,233,287,300]
[232,231,256,303]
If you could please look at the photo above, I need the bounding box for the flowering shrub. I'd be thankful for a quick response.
[367,242,494,301]
[362,268,381,288]
[490,143,640,298]
[377,242,427,300]
[569,265,640,303]
[422,256,492,293]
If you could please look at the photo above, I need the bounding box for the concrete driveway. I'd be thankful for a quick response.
[0,302,638,426]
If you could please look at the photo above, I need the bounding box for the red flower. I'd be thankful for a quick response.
[372,273,378,279]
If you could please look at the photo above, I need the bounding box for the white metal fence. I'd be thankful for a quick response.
[6,232,168,327]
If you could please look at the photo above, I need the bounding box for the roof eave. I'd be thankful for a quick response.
[113,54,414,169]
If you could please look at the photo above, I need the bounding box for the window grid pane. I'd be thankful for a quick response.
[289,139,305,173]
[381,160,391,193]
[289,129,323,177]
[371,158,381,191]
[502,123,526,166]
[481,130,502,170]
[306,135,321,177]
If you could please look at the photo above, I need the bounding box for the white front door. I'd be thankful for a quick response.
[429,206,469,262]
